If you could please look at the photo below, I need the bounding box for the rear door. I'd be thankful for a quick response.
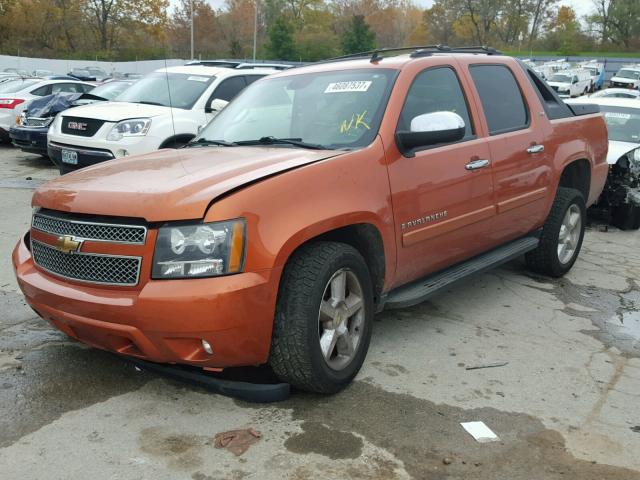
[386,65,495,286]
[467,63,552,242]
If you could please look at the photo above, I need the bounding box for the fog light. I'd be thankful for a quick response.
[201,339,213,355]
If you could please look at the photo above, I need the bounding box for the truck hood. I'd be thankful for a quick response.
[59,101,179,122]
[610,76,637,85]
[607,140,640,164]
[33,146,344,221]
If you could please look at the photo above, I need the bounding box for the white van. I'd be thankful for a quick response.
[547,69,591,98]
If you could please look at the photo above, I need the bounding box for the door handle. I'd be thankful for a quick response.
[527,144,545,154]
[465,159,490,171]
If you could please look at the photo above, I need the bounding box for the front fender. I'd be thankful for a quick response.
[204,136,397,290]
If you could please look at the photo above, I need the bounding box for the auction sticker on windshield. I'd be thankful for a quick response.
[325,81,372,93]
[605,112,631,120]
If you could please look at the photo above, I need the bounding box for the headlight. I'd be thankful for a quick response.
[632,147,640,164]
[106,118,151,141]
[152,219,246,279]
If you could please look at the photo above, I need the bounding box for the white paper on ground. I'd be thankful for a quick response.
[460,421,501,443]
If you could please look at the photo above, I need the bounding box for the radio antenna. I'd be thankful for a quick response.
[163,58,177,144]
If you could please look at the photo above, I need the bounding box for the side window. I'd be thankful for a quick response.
[210,76,247,102]
[245,75,264,86]
[30,85,51,96]
[470,65,529,135]
[52,83,83,94]
[525,69,572,120]
[398,66,474,140]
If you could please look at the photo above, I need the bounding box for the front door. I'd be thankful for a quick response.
[386,66,496,286]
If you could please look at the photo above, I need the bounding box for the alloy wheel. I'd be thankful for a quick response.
[317,268,365,371]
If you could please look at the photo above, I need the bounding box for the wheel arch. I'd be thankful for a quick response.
[159,134,195,149]
[275,220,387,306]
[559,158,591,203]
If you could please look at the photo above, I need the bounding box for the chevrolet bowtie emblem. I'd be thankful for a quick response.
[55,235,82,254]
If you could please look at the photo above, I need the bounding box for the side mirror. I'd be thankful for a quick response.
[396,111,466,157]
[205,98,229,114]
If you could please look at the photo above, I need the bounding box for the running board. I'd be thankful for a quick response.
[383,236,540,310]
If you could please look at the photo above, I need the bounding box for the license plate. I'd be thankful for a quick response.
[61,149,78,165]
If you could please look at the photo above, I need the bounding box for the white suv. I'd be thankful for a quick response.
[47,65,276,173]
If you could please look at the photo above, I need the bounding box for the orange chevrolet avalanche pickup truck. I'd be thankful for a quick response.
[13,47,609,393]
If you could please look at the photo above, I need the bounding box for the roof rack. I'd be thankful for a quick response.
[320,45,502,65]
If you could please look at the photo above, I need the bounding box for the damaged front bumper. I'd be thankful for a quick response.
[594,149,640,229]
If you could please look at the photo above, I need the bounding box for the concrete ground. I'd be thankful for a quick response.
[0,143,639,480]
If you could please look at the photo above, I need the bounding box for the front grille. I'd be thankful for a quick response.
[61,116,105,137]
[31,240,141,286]
[32,212,146,244]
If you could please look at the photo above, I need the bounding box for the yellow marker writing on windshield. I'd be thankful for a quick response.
[340,111,370,133]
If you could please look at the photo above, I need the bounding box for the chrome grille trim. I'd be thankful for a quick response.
[32,212,147,244]
[31,240,141,286]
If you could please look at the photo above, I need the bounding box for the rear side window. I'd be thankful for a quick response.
[245,75,264,85]
[211,76,247,102]
[398,66,474,140]
[470,65,529,135]
[51,83,83,94]
[524,68,572,120]
[31,85,51,96]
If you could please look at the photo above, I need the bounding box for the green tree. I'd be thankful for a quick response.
[340,15,376,54]
[268,15,297,60]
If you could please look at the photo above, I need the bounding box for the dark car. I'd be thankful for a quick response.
[68,68,96,82]
[9,80,135,160]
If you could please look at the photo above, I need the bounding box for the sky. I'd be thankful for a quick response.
[176,0,595,18]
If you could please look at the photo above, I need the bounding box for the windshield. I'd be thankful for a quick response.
[601,106,640,143]
[584,67,598,75]
[550,74,572,83]
[116,72,214,109]
[198,68,397,149]
[616,69,640,80]
[0,79,40,93]
[90,81,133,100]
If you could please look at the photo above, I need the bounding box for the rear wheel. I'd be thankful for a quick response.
[269,242,374,393]
[526,187,586,277]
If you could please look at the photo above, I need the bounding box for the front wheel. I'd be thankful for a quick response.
[526,187,586,277]
[269,242,374,393]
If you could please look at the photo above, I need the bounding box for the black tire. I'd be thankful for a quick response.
[611,203,640,230]
[269,241,374,393]
[526,187,586,277]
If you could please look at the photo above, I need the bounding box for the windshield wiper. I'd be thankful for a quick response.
[235,136,328,150]
[186,138,237,148]
[136,100,165,106]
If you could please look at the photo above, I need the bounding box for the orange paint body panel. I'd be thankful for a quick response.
[12,53,609,369]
